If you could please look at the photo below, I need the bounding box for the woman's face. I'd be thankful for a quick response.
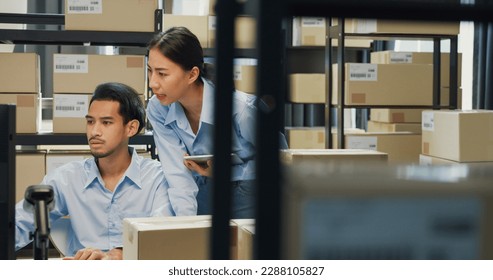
[147,47,194,105]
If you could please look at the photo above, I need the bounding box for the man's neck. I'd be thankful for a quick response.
[97,148,132,192]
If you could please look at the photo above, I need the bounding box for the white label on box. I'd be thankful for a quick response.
[349,64,378,81]
[54,94,89,118]
[46,156,86,173]
[67,0,102,14]
[54,54,89,73]
[347,136,378,151]
[355,19,377,33]
[390,52,413,63]
[209,16,216,30]
[302,17,325,27]
[234,58,257,66]
[422,111,434,131]
[233,65,243,81]
[173,0,209,15]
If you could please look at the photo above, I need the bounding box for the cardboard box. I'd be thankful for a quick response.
[332,63,433,106]
[292,17,372,48]
[419,154,493,166]
[282,163,493,260]
[16,151,46,203]
[123,216,238,260]
[163,14,209,48]
[64,0,158,32]
[52,93,92,133]
[285,127,365,149]
[171,0,215,15]
[371,109,424,123]
[350,19,460,35]
[52,93,144,133]
[208,16,256,48]
[289,74,326,103]
[0,93,40,133]
[0,53,40,93]
[234,59,256,94]
[370,51,462,88]
[335,132,422,163]
[422,110,493,162]
[281,149,388,165]
[367,120,422,133]
[53,54,146,94]
[231,219,255,260]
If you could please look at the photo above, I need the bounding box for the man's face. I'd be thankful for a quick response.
[86,100,129,159]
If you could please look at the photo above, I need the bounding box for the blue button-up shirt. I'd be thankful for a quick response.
[147,78,263,216]
[15,147,173,256]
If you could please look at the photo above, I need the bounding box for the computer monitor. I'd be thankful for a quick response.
[0,104,16,260]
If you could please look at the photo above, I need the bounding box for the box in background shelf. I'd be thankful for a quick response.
[208,16,256,49]
[289,73,326,103]
[16,151,46,203]
[234,59,256,94]
[422,110,493,162]
[280,149,388,165]
[163,14,209,48]
[332,63,433,106]
[370,51,462,88]
[0,53,40,93]
[53,54,146,94]
[350,19,460,35]
[367,120,422,134]
[292,17,372,48]
[52,93,145,134]
[285,127,365,149]
[334,132,422,164]
[64,0,158,32]
[170,0,215,16]
[0,93,40,133]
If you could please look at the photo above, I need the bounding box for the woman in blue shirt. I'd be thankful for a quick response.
[147,27,285,218]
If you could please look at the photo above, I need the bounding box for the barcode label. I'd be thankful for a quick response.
[390,52,413,63]
[347,136,378,151]
[234,65,242,81]
[349,64,378,81]
[54,54,88,73]
[67,0,102,14]
[54,94,88,118]
[422,111,434,131]
[302,17,325,27]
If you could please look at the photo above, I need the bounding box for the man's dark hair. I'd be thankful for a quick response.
[90,82,145,135]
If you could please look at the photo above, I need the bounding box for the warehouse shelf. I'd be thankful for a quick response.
[326,18,460,148]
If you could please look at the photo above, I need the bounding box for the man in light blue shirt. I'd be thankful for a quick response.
[15,82,174,260]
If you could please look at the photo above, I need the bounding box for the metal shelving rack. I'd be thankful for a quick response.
[327,19,459,148]
[0,11,162,149]
[236,0,493,259]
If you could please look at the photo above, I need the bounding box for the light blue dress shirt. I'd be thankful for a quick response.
[147,78,262,216]
[15,147,174,256]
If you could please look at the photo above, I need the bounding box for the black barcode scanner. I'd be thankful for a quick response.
[24,185,55,260]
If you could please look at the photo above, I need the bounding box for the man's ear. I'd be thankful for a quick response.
[188,66,200,85]
[127,119,140,137]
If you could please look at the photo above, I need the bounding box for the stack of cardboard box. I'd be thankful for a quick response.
[52,54,147,133]
[0,53,41,134]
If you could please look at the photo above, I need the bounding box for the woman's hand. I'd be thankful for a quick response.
[184,153,213,177]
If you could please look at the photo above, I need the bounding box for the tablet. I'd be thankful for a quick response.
[184,153,244,165]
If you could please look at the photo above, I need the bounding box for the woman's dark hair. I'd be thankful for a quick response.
[90,82,146,135]
[148,26,214,84]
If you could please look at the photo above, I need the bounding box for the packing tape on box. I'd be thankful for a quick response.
[351,93,366,103]
[127,57,144,68]
[423,142,430,155]
[392,112,405,122]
